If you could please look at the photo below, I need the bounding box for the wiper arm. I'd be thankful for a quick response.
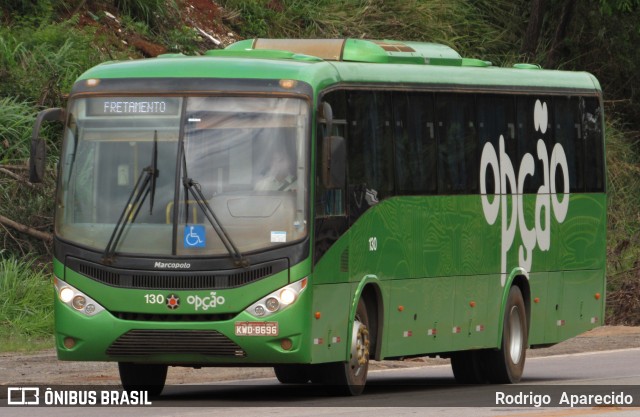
[182,176,249,267]
[102,131,159,264]
[149,130,159,214]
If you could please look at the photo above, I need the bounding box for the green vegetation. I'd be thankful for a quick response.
[0,0,639,350]
[0,4,130,351]
[113,0,178,24]
[605,120,640,324]
[0,253,53,352]
[0,97,35,164]
[220,0,526,64]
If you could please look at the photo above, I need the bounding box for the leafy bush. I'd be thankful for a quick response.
[114,0,178,25]
[1,0,54,23]
[0,170,56,259]
[0,97,34,164]
[0,21,102,108]
[0,253,53,351]
[605,120,640,323]
[161,26,203,54]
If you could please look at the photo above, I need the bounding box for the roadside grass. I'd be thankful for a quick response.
[604,120,640,324]
[0,253,54,352]
[1,28,102,109]
[0,97,35,164]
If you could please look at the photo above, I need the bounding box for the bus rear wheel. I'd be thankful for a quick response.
[118,362,168,397]
[483,285,528,383]
[450,350,486,384]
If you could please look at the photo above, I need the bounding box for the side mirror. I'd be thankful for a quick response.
[319,101,345,189]
[322,135,345,189]
[29,108,64,183]
[320,101,333,135]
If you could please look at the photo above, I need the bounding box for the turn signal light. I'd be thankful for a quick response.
[279,79,297,89]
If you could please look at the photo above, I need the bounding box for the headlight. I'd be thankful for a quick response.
[72,295,86,310]
[59,287,74,303]
[54,278,105,317]
[280,288,296,304]
[245,277,307,318]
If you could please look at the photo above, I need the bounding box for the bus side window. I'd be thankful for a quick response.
[346,91,394,222]
[436,93,477,194]
[517,96,553,194]
[477,95,516,195]
[393,92,437,194]
[582,97,605,192]
[554,96,583,192]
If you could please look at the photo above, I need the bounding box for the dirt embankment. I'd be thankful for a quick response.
[1,326,639,386]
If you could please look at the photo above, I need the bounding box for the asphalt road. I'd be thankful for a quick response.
[4,347,640,416]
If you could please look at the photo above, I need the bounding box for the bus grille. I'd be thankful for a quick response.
[112,311,235,322]
[67,257,287,290]
[106,329,246,357]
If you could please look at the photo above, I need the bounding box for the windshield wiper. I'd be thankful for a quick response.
[149,130,158,214]
[182,177,249,267]
[102,131,159,264]
[180,144,248,267]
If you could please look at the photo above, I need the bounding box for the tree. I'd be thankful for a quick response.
[521,0,546,59]
[545,0,576,68]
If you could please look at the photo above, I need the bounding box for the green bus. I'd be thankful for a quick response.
[30,38,606,396]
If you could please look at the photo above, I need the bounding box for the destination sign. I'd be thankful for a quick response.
[87,97,181,116]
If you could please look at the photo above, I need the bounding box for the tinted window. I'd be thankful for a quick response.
[478,95,516,195]
[582,97,605,192]
[517,96,554,193]
[554,96,583,192]
[322,89,603,208]
[347,91,395,198]
[436,94,477,194]
[394,92,437,194]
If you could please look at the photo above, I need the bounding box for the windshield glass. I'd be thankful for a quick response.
[56,95,309,257]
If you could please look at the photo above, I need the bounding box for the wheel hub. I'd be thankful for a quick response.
[508,305,523,364]
[350,319,370,377]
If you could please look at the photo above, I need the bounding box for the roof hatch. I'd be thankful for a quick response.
[221,38,491,67]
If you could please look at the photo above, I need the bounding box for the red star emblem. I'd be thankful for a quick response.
[166,294,180,310]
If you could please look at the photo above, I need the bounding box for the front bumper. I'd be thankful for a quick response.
[54,280,312,366]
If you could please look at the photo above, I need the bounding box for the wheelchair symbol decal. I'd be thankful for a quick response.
[184,225,206,248]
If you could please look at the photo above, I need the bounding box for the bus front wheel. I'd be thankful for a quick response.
[321,297,370,395]
[484,285,528,383]
[118,362,168,397]
[274,365,312,384]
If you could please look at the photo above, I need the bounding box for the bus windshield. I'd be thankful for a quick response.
[55,95,309,257]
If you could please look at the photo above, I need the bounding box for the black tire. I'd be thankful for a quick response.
[118,362,168,397]
[483,285,528,383]
[274,365,312,384]
[319,298,370,395]
[450,350,486,384]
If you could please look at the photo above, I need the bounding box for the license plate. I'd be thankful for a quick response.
[235,321,279,336]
